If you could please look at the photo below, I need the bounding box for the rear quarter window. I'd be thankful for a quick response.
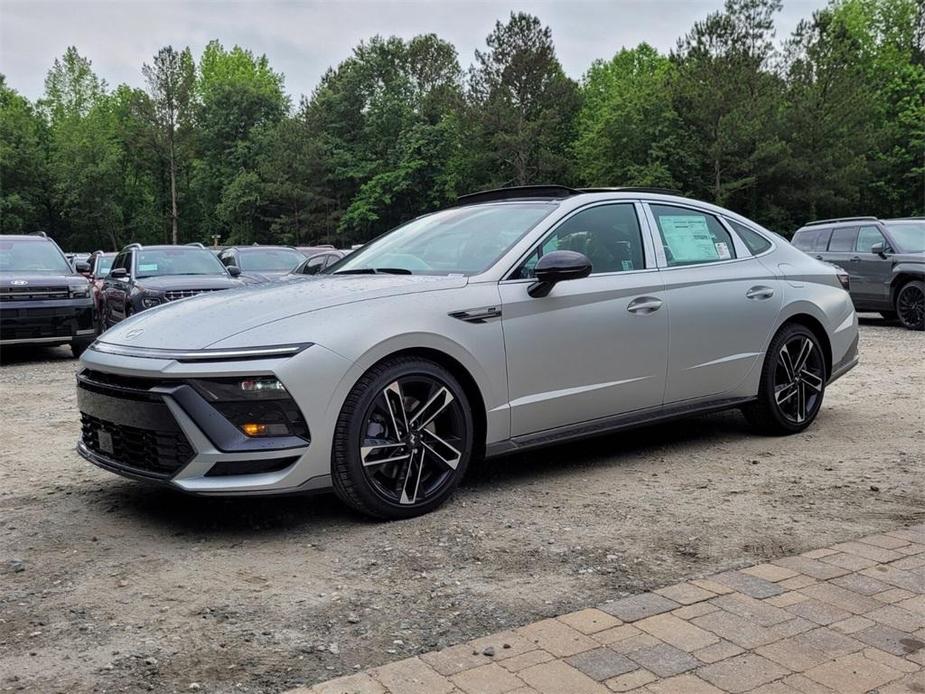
[792,229,818,250]
[728,220,772,255]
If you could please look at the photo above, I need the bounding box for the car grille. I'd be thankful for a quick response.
[77,370,195,479]
[0,286,70,301]
[80,413,194,479]
[164,288,225,301]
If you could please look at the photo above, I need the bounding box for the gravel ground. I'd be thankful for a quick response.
[1,317,923,693]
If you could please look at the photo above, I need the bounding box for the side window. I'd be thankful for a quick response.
[792,229,818,251]
[650,205,736,267]
[302,255,327,275]
[828,227,858,252]
[814,228,832,251]
[111,253,128,274]
[728,219,772,255]
[856,226,884,253]
[515,203,645,279]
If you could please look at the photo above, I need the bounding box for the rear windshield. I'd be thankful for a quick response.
[0,240,72,274]
[135,248,228,278]
[885,221,925,253]
[238,248,304,272]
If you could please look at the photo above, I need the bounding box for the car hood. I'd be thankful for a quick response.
[0,272,84,289]
[98,274,468,350]
[134,275,241,291]
[892,251,925,264]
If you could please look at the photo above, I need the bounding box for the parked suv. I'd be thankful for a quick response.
[100,243,243,328]
[792,217,924,330]
[0,232,96,356]
[218,245,305,282]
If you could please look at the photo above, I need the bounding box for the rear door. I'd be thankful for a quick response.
[646,203,782,403]
[102,252,131,324]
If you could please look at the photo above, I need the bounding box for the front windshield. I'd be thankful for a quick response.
[135,248,228,278]
[239,248,304,272]
[0,240,72,274]
[96,255,114,275]
[331,203,557,276]
[885,222,925,253]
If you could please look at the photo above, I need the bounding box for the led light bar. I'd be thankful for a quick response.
[89,341,312,362]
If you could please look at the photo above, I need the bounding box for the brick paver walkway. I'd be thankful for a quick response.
[290,525,925,694]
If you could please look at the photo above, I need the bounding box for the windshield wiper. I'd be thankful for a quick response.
[334,267,413,275]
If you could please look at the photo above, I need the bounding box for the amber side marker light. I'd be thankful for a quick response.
[240,422,291,437]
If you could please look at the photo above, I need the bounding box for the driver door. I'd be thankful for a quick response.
[499,202,668,436]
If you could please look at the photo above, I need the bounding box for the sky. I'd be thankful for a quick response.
[1,0,829,102]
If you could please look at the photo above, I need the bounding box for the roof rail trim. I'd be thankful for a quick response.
[804,216,878,227]
[185,242,206,248]
[121,242,142,251]
[578,187,684,196]
[456,185,580,206]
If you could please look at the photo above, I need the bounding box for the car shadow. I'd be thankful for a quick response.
[856,312,900,328]
[0,343,76,365]
[96,409,749,533]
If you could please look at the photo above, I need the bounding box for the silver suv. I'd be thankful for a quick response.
[792,217,924,330]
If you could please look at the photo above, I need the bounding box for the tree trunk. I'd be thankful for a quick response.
[168,131,179,245]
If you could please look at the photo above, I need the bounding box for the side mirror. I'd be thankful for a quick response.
[528,250,592,298]
[75,261,91,275]
[870,242,888,258]
[110,268,128,280]
[227,265,242,277]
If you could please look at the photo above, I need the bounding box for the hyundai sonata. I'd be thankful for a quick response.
[76,187,859,519]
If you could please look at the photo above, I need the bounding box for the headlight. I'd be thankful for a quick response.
[189,377,309,439]
[69,285,90,298]
[141,295,162,308]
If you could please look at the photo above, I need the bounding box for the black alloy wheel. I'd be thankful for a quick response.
[772,333,826,425]
[744,323,826,435]
[896,280,924,331]
[332,357,473,519]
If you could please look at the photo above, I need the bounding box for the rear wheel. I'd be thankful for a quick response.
[744,324,826,435]
[332,357,474,520]
[896,280,924,331]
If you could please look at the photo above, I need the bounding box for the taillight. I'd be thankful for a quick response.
[836,270,850,291]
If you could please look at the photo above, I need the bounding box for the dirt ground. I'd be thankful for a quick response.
[1,317,922,693]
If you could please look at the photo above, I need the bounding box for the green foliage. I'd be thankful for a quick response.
[1,1,922,250]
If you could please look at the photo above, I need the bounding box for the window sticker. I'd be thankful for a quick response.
[715,242,731,259]
[621,260,634,271]
[659,216,719,263]
[138,263,159,272]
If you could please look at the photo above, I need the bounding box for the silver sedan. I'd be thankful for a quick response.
[76,187,859,519]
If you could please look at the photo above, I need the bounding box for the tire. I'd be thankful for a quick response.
[743,323,827,435]
[332,356,474,520]
[879,311,897,321]
[71,336,93,358]
[895,280,924,331]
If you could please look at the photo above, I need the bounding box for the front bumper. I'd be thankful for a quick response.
[0,298,95,345]
[76,343,350,495]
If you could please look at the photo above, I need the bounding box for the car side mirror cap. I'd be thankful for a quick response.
[227,265,242,277]
[870,242,888,258]
[110,268,128,279]
[528,250,592,298]
[75,261,91,274]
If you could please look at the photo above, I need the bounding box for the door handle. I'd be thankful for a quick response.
[849,256,861,262]
[814,255,823,260]
[627,297,663,314]
[746,286,775,300]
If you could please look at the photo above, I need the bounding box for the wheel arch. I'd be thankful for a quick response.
[781,313,833,380]
[890,269,925,305]
[374,347,488,456]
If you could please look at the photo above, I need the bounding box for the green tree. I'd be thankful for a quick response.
[0,76,49,233]
[465,13,580,188]
[141,46,195,244]
[572,44,678,188]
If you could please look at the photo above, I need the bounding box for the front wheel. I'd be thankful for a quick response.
[332,357,474,520]
[743,324,826,435]
[896,280,924,331]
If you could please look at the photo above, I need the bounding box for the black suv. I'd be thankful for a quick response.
[100,243,243,328]
[0,232,96,356]
[792,217,924,330]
